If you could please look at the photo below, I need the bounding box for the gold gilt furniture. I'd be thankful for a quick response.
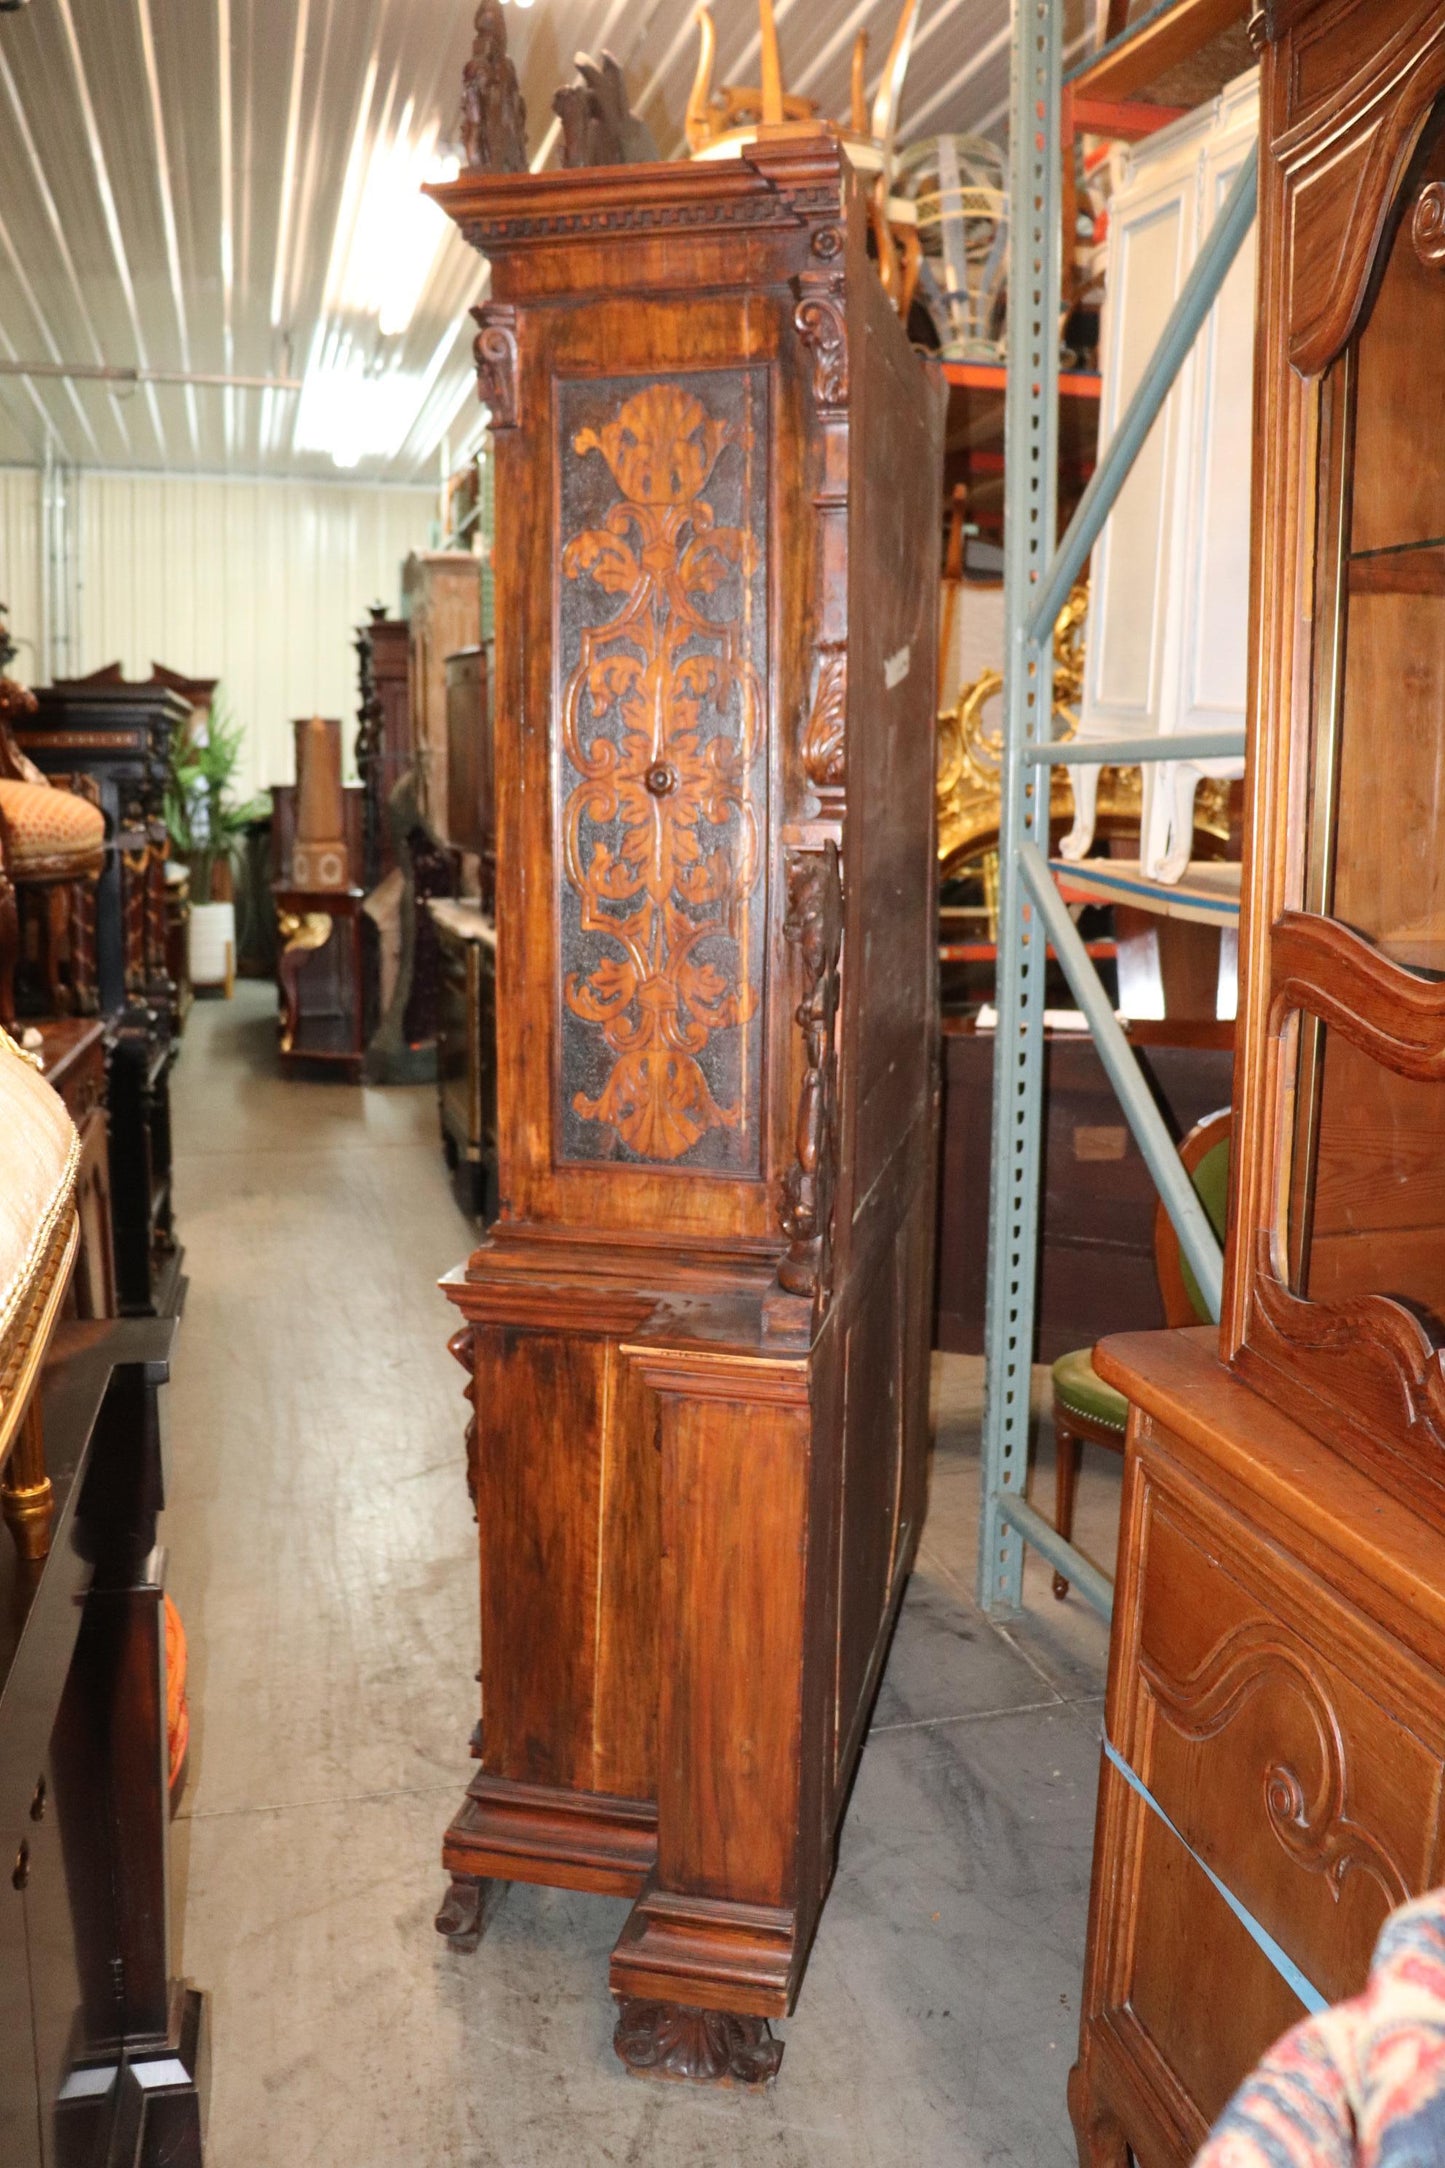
[431,99,944,2081]
[1071,5,1445,2162]
[0,634,104,1026]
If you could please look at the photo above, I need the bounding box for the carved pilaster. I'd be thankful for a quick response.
[472,303,519,429]
[770,841,843,1325]
[447,1323,479,1518]
[801,641,847,797]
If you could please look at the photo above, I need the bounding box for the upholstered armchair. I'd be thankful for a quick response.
[0,1023,80,1559]
[0,621,106,1023]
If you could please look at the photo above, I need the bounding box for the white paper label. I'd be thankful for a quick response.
[884,644,911,690]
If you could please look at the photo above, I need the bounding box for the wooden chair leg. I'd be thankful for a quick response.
[2,1399,55,1562]
[0,869,17,1029]
[1053,1412,1082,1600]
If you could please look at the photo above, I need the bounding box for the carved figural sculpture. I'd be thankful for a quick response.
[554,51,661,170]
[459,0,527,176]
[559,381,764,1166]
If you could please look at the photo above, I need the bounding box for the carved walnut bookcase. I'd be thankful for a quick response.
[1072,5,1445,2163]
[430,139,944,2082]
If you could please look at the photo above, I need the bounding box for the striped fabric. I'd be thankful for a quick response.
[1197,1892,1445,2168]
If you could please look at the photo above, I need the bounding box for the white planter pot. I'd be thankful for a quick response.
[189,900,236,995]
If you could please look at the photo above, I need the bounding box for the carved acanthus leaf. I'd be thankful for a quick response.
[793,287,849,410]
[802,643,847,791]
[613,1999,782,2086]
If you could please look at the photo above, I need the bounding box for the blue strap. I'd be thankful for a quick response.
[1103,1735,1329,2017]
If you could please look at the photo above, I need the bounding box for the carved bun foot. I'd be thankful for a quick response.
[434,1873,491,1952]
[1067,2060,1128,2168]
[613,1998,783,2087]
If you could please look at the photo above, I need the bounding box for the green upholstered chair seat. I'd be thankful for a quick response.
[1050,1347,1128,1433]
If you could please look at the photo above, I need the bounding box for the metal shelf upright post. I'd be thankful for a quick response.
[978,0,1258,1623]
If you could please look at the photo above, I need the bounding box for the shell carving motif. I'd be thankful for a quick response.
[560,382,764,1164]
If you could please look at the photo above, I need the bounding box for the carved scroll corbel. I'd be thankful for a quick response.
[471,303,519,429]
[772,841,844,1316]
[447,1323,480,1517]
[801,642,847,793]
[792,274,849,412]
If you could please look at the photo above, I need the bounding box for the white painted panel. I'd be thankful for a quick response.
[0,468,42,681]
[72,472,434,796]
[1088,166,1196,720]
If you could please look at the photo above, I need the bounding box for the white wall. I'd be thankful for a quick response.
[0,467,436,797]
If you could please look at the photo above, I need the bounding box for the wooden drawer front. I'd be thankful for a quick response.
[1124,1449,1444,2012]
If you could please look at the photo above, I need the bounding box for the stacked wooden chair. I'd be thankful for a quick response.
[0,617,105,1025]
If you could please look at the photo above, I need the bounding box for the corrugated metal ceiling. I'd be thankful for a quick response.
[0,0,1086,481]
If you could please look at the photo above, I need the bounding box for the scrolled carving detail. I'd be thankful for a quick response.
[777,841,843,1302]
[792,288,849,409]
[1141,1614,1411,1909]
[1415,182,1445,268]
[448,1324,480,1517]
[471,303,519,429]
[613,1998,782,2086]
[801,642,847,792]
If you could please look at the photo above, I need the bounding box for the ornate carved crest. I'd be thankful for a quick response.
[801,642,847,792]
[459,0,527,175]
[777,841,843,1300]
[557,377,767,1166]
[471,303,519,429]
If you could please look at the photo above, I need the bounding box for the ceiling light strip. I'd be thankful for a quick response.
[135,0,200,458]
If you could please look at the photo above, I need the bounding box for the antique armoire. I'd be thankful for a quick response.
[1071,3,1445,2161]
[431,135,944,2081]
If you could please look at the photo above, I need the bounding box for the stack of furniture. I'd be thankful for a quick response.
[0,1026,205,2164]
[354,607,412,891]
[430,125,944,2080]
[17,670,188,1318]
[1071,5,1445,2160]
[271,718,369,1081]
[0,641,105,1026]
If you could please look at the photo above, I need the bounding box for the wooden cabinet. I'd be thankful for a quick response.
[0,1323,207,2165]
[401,554,481,846]
[431,136,944,2080]
[17,681,186,1319]
[355,611,413,889]
[1071,7,1445,2161]
[443,644,494,905]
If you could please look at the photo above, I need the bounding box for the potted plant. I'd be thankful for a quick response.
[166,695,265,996]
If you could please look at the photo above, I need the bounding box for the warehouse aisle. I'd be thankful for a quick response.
[163,981,1120,2168]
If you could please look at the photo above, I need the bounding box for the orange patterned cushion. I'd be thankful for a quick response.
[0,778,105,872]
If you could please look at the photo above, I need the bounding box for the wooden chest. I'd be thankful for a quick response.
[1073,1331,1445,2162]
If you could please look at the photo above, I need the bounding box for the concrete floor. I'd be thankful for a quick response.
[164,981,1123,2168]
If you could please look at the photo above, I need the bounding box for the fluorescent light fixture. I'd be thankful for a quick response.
[329,102,459,338]
[294,328,423,469]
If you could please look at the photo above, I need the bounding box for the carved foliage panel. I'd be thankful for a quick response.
[553,369,769,1173]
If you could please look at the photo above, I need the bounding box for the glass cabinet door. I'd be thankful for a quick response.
[1268,116,1445,1471]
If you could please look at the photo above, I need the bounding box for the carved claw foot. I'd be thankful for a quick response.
[1067,2060,1129,2168]
[613,1998,783,2086]
[434,1873,490,1953]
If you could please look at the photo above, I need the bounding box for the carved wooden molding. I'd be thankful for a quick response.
[1142,1611,1412,1908]
[1278,7,1445,375]
[613,1999,781,2085]
[447,1324,479,1517]
[801,642,847,791]
[793,287,849,410]
[471,303,519,429]
[1270,910,1445,1079]
[1414,180,1445,266]
[1248,1230,1445,1472]
[777,841,843,1301]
